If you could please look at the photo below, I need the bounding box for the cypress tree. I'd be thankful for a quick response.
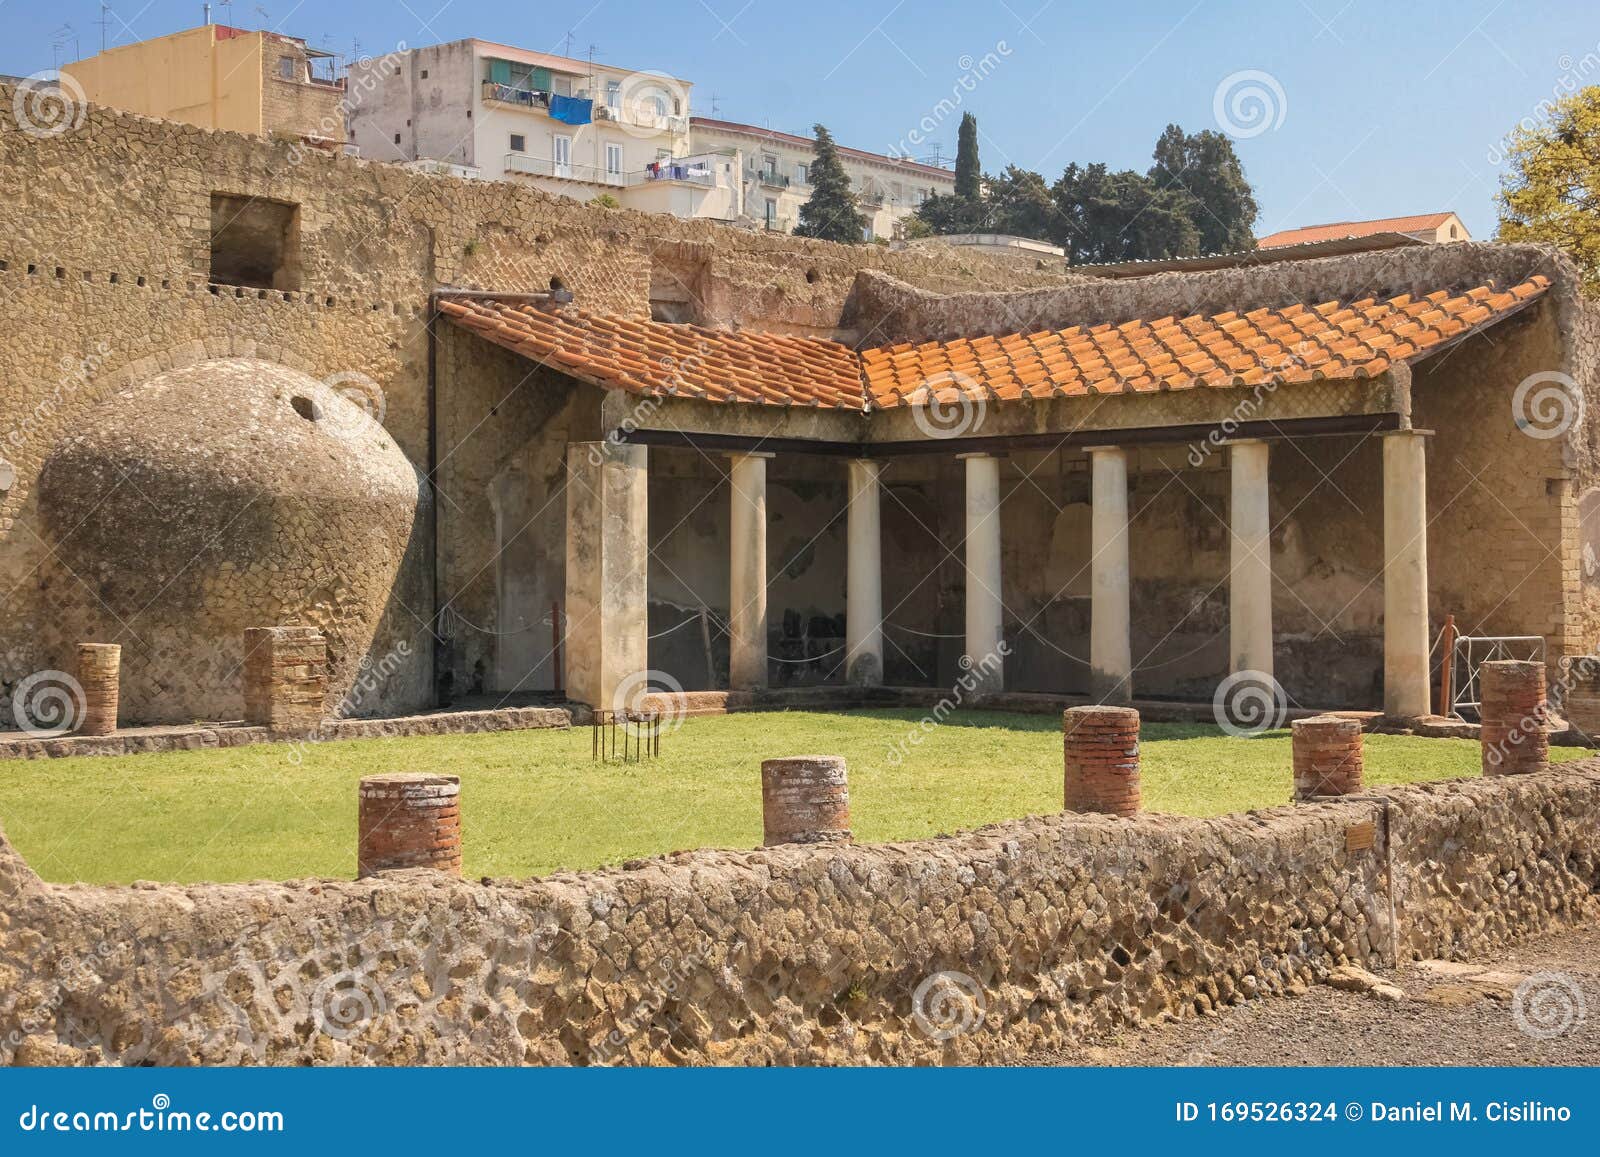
[795,124,868,244]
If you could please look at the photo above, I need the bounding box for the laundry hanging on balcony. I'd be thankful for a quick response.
[548,94,593,125]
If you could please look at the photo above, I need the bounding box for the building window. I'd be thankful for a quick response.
[553,134,572,178]
[393,132,401,145]
[1450,224,1459,238]
[606,81,620,111]
[796,163,808,185]
[762,154,778,177]
[764,198,777,229]
[420,68,429,79]
[209,193,301,291]
[510,133,526,152]
[278,56,298,80]
[605,142,623,181]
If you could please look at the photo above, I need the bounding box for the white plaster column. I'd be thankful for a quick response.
[961,452,1005,694]
[727,451,772,691]
[1383,429,1431,718]
[1089,446,1132,703]
[564,441,648,711]
[845,458,884,686]
[1228,439,1274,678]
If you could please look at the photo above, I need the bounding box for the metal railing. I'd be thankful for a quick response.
[482,81,552,110]
[503,154,719,188]
[750,168,790,188]
[1448,634,1546,720]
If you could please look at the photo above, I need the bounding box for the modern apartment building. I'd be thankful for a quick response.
[62,23,346,147]
[347,40,738,220]
[689,117,957,239]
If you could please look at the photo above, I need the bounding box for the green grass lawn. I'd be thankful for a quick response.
[0,709,1585,885]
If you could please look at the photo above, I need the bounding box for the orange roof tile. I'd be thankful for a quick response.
[1258,213,1459,248]
[438,275,1550,414]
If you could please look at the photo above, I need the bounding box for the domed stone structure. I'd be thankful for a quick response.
[37,358,431,724]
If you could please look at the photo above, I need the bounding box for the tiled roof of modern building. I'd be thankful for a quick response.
[1257,213,1459,249]
[438,275,1550,413]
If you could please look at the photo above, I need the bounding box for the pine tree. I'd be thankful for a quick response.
[795,124,868,244]
[1148,123,1259,254]
[954,112,981,200]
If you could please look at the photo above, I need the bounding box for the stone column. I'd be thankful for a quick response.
[761,755,851,845]
[960,452,1004,694]
[1382,430,1431,718]
[243,626,326,730]
[1062,705,1141,816]
[76,643,121,736]
[1291,715,1364,799]
[358,773,461,877]
[844,459,884,686]
[727,452,772,691]
[1229,439,1273,678]
[1479,660,1549,776]
[1089,446,1132,703]
[565,442,649,712]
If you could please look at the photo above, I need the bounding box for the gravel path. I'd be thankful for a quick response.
[1031,922,1600,1066]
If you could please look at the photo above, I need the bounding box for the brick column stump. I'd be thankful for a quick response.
[1479,659,1548,776]
[761,755,851,845]
[1291,715,1364,799]
[1063,705,1141,817]
[358,773,462,877]
[1561,656,1600,739]
[76,643,121,736]
[243,626,327,729]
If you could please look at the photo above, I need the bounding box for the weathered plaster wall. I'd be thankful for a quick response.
[3,763,1597,1066]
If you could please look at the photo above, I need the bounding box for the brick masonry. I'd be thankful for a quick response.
[3,763,1599,1065]
[75,643,120,737]
[1062,706,1141,817]
[358,773,462,877]
[1291,714,1365,799]
[243,626,328,729]
[761,755,852,845]
[1480,659,1550,777]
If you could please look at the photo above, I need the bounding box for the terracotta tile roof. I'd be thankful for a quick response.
[861,276,1548,407]
[1258,213,1459,249]
[436,296,866,407]
[438,276,1550,413]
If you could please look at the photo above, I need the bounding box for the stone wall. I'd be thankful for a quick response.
[3,762,1597,1066]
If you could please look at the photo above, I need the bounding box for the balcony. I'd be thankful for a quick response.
[503,153,717,188]
[749,168,790,189]
[482,81,552,112]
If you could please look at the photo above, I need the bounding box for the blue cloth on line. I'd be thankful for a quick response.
[548,95,593,125]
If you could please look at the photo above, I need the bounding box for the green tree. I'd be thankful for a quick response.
[1052,162,1198,263]
[1148,123,1259,254]
[1498,85,1600,295]
[954,111,981,200]
[984,165,1056,242]
[914,189,987,235]
[795,124,868,244]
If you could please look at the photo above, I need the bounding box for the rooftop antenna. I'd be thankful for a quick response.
[707,91,722,116]
[97,4,113,52]
[203,3,211,24]
[219,0,234,25]
[51,22,80,66]
[925,143,945,167]
[562,30,575,56]
[254,4,270,27]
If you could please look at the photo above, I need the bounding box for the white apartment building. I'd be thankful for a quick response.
[689,117,957,239]
[347,40,739,219]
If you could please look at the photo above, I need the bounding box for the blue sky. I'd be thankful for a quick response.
[3,0,1595,240]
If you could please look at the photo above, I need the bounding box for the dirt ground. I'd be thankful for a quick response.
[1032,922,1600,1066]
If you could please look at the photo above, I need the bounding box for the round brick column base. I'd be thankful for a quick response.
[358,773,462,877]
[1063,705,1141,817]
[1479,660,1548,776]
[76,643,121,737]
[1560,656,1600,738]
[1291,715,1364,799]
[761,755,851,845]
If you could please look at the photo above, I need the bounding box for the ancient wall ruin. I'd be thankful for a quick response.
[3,763,1597,1066]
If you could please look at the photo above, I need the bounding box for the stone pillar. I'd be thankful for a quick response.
[1561,656,1600,739]
[1089,446,1132,703]
[1383,430,1431,719]
[845,459,884,686]
[565,442,648,711]
[761,756,851,845]
[242,626,326,729]
[358,773,462,877]
[1291,715,1364,799]
[1479,660,1549,776]
[960,453,1004,694]
[727,452,772,691]
[1229,439,1273,678]
[1062,705,1141,817]
[76,643,120,737]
